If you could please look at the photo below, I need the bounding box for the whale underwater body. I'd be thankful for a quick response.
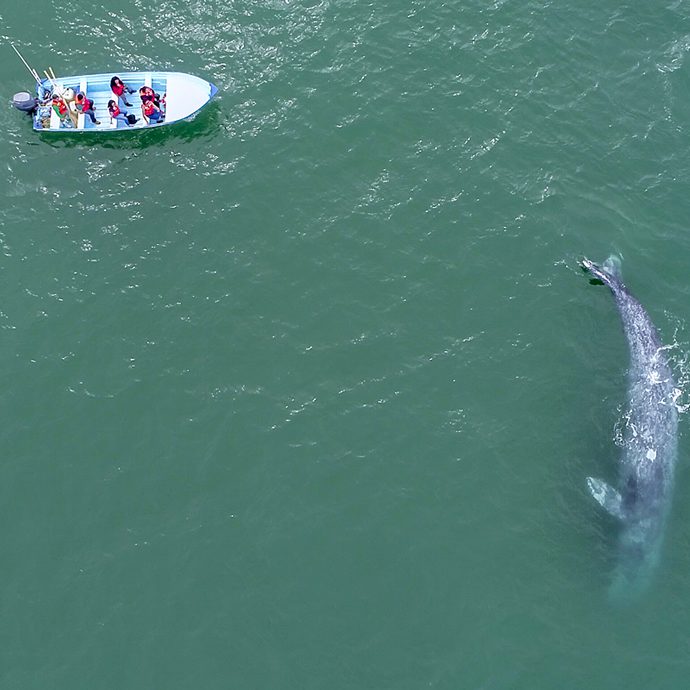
[582,258,678,597]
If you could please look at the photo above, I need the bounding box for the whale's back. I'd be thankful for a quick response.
[582,257,678,598]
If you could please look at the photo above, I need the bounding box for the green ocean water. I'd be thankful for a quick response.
[3,0,690,687]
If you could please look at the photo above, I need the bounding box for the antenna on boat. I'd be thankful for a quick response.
[10,43,41,85]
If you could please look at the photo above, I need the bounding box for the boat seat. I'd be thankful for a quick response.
[77,78,86,129]
[109,80,120,128]
[49,81,62,129]
[49,106,61,130]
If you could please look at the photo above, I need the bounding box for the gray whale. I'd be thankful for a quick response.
[582,258,678,597]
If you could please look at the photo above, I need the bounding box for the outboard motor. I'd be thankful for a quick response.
[12,91,37,113]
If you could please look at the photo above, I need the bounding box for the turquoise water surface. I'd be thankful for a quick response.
[3,1,690,687]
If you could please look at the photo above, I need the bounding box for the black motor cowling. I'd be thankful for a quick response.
[13,92,37,113]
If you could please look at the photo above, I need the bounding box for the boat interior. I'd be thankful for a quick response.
[36,72,167,131]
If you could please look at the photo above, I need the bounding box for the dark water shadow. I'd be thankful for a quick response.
[37,101,223,151]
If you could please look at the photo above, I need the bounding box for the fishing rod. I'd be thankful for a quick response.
[11,43,41,85]
[43,70,61,93]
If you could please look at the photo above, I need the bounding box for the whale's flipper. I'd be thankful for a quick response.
[587,476,625,519]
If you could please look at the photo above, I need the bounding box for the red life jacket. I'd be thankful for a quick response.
[76,96,92,111]
[112,83,125,96]
[53,99,67,116]
[110,103,120,117]
[143,100,156,117]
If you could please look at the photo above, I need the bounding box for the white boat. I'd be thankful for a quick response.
[30,71,218,132]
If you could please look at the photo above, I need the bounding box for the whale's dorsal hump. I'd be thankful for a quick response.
[587,476,625,519]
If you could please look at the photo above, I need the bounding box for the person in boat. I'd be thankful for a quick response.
[110,76,135,108]
[60,88,80,127]
[38,88,53,106]
[138,85,161,108]
[108,100,136,127]
[75,92,101,125]
[141,95,164,125]
[51,93,71,126]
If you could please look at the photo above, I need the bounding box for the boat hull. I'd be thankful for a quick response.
[34,71,218,132]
